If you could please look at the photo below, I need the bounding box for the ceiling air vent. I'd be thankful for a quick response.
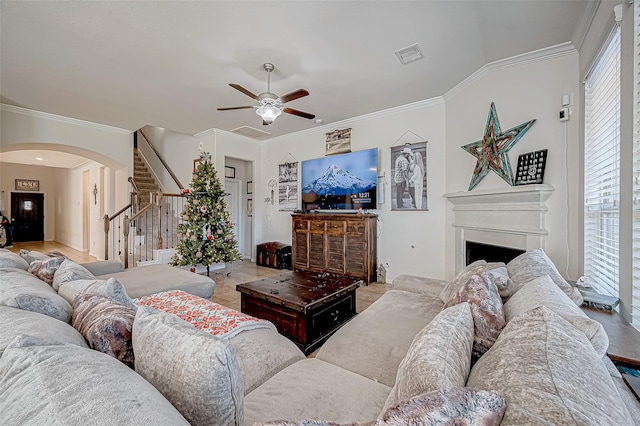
[230,126,271,139]
[395,43,424,65]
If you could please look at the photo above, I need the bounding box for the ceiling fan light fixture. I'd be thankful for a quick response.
[256,105,282,123]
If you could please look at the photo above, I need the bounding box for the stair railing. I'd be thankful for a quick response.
[138,129,184,191]
[104,188,186,268]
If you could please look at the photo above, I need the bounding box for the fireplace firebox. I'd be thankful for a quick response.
[465,241,525,266]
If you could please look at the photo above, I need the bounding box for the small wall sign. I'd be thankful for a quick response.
[15,179,39,191]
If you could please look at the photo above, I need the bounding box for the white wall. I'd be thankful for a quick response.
[1,105,134,258]
[444,52,581,280]
[259,100,448,281]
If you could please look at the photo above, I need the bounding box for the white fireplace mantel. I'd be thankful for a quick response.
[444,184,554,273]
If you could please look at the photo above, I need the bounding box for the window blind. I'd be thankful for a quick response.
[584,24,621,298]
[632,0,640,329]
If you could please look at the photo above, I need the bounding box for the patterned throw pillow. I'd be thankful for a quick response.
[72,294,136,368]
[376,388,506,426]
[52,259,95,291]
[254,388,506,426]
[443,272,506,362]
[28,256,67,285]
[439,260,508,303]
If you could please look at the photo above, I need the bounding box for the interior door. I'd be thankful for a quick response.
[224,179,242,255]
[10,192,44,242]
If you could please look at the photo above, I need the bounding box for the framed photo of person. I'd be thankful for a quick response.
[390,142,428,211]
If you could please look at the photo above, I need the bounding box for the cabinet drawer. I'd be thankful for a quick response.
[347,221,365,233]
[327,221,345,232]
[309,221,325,231]
[294,220,308,230]
[308,294,355,341]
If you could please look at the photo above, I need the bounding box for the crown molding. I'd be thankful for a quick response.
[0,104,133,135]
[444,42,578,101]
[269,97,445,142]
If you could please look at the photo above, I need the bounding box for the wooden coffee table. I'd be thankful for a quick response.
[237,271,360,355]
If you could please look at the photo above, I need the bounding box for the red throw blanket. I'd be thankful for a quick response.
[135,290,276,338]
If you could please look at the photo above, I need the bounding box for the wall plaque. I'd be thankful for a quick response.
[15,179,39,191]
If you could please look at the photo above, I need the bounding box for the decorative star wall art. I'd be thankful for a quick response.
[461,102,536,190]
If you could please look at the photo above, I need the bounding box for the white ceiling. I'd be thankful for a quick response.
[0,150,90,169]
[1,0,599,156]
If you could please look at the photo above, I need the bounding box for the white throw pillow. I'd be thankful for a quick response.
[0,335,189,425]
[52,259,95,291]
[503,274,608,357]
[383,302,474,412]
[132,306,244,426]
[467,306,631,425]
[58,277,136,309]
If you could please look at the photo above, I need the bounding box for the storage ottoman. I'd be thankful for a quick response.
[256,242,292,270]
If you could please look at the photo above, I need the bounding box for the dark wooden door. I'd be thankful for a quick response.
[10,192,44,242]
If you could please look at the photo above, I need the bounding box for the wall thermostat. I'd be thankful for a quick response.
[559,107,569,122]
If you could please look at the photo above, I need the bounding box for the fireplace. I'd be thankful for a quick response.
[445,184,554,273]
[465,241,525,266]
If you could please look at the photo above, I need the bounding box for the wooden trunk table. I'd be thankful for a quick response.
[236,271,360,355]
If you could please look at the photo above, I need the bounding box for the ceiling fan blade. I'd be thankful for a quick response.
[229,83,259,100]
[283,107,316,120]
[278,89,309,104]
[217,106,255,111]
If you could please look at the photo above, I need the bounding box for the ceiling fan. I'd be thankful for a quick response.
[218,63,316,125]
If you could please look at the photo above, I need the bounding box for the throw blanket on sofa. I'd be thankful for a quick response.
[135,290,276,339]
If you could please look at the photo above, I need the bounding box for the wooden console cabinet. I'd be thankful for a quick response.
[291,213,377,284]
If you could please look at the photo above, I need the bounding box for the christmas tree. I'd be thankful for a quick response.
[171,151,241,275]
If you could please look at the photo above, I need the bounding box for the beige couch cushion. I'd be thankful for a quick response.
[228,328,305,395]
[244,358,391,425]
[133,306,244,426]
[383,302,474,412]
[466,306,631,425]
[0,306,87,356]
[97,263,215,299]
[316,289,443,387]
[506,248,582,305]
[391,275,446,297]
[0,335,189,425]
[0,268,72,323]
[0,250,30,270]
[503,274,608,357]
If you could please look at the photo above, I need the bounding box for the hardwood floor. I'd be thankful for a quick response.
[7,242,391,313]
[5,241,97,263]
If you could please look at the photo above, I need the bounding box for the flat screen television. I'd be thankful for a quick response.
[301,148,378,211]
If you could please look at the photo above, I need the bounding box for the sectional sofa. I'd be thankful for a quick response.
[1,248,639,425]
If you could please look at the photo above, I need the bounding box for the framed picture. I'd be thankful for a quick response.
[247,181,253,194]
[193,158,201,171]
[247,198,253,217]
[224,166,236,178]
[390,142,428,211]
[15,179,39,191]
[325,128,352,156]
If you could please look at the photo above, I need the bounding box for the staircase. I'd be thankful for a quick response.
[128,149,183,266]
[134,149,160,206]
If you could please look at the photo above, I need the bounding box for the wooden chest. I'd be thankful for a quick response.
[256,241,292,270]
[237,271,360,355]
